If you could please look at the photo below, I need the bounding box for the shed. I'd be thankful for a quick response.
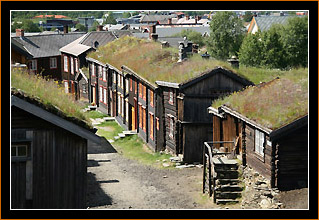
[11,89,101,209]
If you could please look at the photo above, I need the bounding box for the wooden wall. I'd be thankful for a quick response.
[276,126,308,190]
[11,107,87,209]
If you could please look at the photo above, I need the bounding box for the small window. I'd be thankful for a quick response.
[139,83,143,98]
[113,72,116,83]
[130,79,133,91]
[150,113,154,140]
[143,85,146,101]
[143,107,146,132]
[70,57,74,74]
[103,87,107,104]
[139,104,142,128]
[75,58,78,72]
[255,129,265,157]
[134,81,137,94]
[91,63,95,76]
[64,56,68,72]
[99,66,102,79]
[50,57,57,69]
[150,90,154,107]
[30,59,37,71]
[103,68,106,81]
[99,86,103,102]
[11,145,27,157]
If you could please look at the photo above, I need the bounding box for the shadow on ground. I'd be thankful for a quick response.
[87,172,114,208]
[88,137,117,154]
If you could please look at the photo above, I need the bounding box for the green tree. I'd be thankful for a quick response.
[89,20,100,32]
[75,23,87,32]
[171,29,206,47]
[238,32,264,67]
[206,11,245,60]
[103,12,117,25]
[281,16,308,68]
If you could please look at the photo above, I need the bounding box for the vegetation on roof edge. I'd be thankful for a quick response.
[11,69,93,129]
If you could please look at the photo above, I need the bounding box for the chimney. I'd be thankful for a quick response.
[185,15,190,20]
[96,25,104,31]
[149,24,157,39]
[16,29,24,37]
[63,25,68,34]
[151,33,158,41]
[167,18,172,25]
[227,56,239,68]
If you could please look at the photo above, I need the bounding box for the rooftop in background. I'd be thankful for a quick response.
[211,76,308,130]
[33,14,69,19]
[12,32,86,58]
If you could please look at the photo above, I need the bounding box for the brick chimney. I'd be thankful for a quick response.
[16,29,24,37]
[63,25,68,34]
[96,25,104,31]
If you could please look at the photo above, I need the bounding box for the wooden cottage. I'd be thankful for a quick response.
[11,89,101,209]
[208,78,308,190]
[156,67,253,162]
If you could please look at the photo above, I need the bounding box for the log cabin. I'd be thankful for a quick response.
[11,88,101,209]
[208,78,308,190]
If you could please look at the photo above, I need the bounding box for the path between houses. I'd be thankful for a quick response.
[86,140,220,209]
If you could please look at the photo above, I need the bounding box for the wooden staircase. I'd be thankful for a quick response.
[203,141,243,205]
[212,157,243,204]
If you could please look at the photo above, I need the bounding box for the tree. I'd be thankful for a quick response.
[75,23,87,32]
[12,19,41,32]
[206,11,245,60]
[280,16,308,68]
[89,20,100,32]
[103,12,117,25]
[171,29,206,47]
[238,32,264,67]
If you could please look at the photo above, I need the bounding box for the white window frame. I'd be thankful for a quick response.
[64,56,68,72]
[91,63,95,76]
[11,145,28,157]
[50,57,57,69]
[125,100,129,122]
[75,58,78,72]
[30,59,37,71]
[103,87,107,104]
[255,129,265,157]
[103,67,106,81]
[70,57,74,74]
[99,86,103,102]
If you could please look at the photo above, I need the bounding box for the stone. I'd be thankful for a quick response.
[162,163,170,167]
[260,198,272,209]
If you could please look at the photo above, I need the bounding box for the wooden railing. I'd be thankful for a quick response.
[202,141,235,200]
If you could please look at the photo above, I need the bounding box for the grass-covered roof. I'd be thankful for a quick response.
[87,36,252,86]
[212,71,308,130]
[11,68,93,130]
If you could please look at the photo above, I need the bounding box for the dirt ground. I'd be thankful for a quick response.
[86,140,308,210]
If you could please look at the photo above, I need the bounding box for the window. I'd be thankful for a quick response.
[139,83,142,98]
[30,59,37,71]
[139,104,142,128]
[121,76,124,89]
[11,145,27,157]
[125,100,129,122]
[113,72,116,83]
[121,96,124,117]
[130,79,133,91]
[118,94,121,115]
[143,85,146,101]
[64,56,68,72]
[103,67,106,81]
[169,89,174,104]
[143,107,146,132]
[156,117,160,130]
[255,129,265,157]
[150,113,154,140]
[75,58,78,72]
[70,57,74,74]
[169,116,174,139]
[103,87,107,104]
[125,79,129,94]
[98,66,102,79]
[64,81,69,93]
[50,57,57,69]
[134,81,137,94]
[99,86,103,102]
[118,74,121,88]
[150,90,154,107]
[91,63,95,76]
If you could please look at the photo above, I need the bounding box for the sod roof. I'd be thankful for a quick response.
[211,77,308,130]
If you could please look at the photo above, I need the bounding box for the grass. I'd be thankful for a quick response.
[84,110,107,119]
[11,68,92,126]
[94,118,173,168]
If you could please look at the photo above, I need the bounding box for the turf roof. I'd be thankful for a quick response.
[87,36,250,86]
[211,77,308,130]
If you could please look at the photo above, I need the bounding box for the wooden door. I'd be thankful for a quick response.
[132,106,135,130]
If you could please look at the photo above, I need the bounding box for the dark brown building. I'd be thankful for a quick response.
[11,90,100,209]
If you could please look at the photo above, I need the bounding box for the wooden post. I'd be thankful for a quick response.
[242,121,247,167]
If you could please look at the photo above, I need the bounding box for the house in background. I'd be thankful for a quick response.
[207,78,308,190]
[247,16,291,34]
[11,28,86,80]
[60,28,132,100]
[11,88,101,209]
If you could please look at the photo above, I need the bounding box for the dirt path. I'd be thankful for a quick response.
[86,140,225,209]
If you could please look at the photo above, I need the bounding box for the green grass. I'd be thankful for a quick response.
[95,119,173,168]
[84,110,107,119]
[11,68,92,126]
